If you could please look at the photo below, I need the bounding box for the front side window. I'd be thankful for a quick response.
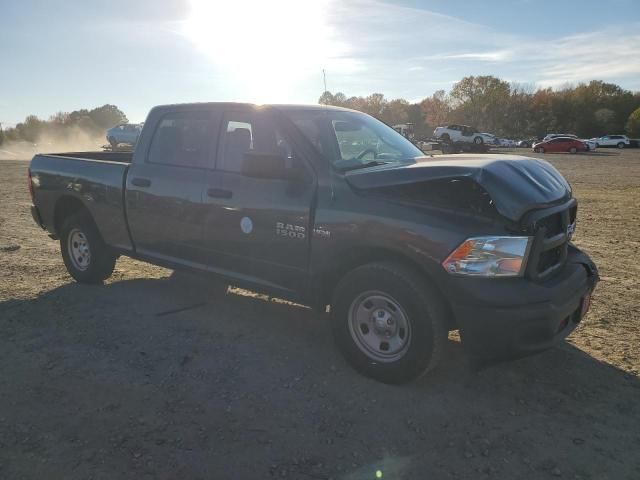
[148,111,211,168]
[283,109,422,172]
[218,111,293,173]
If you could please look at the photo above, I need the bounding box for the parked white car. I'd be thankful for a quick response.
[433,124,492,145]
[582,139,598,151]
[480,133,499,145]
[497,138,517,148]
[590,135,630,148]
[106,123,143,148]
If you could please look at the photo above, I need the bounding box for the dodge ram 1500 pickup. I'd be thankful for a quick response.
[29,102,599,383]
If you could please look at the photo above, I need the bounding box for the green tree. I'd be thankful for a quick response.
[626,107,640,138]
[380,98,409,125]
[449,75,510,131]
[88,104,128,129]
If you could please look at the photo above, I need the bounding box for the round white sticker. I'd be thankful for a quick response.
[240,216,253,234]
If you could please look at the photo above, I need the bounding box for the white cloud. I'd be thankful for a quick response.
[320,2,640,97]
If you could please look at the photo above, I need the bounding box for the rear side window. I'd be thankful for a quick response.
[148,111,212,168]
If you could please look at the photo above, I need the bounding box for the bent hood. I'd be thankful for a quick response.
[345,154,572,221]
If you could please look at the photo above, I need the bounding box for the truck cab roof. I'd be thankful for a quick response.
[150,102,357,114]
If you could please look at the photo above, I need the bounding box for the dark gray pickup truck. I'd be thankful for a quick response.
[29,102,598,383]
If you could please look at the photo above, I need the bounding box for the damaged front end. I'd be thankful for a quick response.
[345,154,587,280]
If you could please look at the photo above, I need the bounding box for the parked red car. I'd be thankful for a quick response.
[533,137,587,154]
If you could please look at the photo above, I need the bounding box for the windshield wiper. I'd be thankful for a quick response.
[339,160,393,172]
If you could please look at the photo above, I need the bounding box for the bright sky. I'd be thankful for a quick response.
[1,0,639,125]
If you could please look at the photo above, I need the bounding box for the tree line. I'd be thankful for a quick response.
[3,79,640,148]
[319,76,640,140]
[0,105,128,147]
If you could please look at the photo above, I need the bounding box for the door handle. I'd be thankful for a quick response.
[207,188,233,199]
[131,177,152,188]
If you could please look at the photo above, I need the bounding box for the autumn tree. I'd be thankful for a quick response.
[420,90,450,129]
[626,107,640,138]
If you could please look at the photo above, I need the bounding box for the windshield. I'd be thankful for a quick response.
[282,109,423,171]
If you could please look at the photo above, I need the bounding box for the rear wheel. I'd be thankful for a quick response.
[60,213,116,283]
[108,137,118,149]
[617,142,625,149]
[331,262,447,384]
[474,136,483,145]
[569,146,577,154]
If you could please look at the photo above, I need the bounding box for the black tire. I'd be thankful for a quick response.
[473,136,483,145]
[617,142,625,149]
[60,213,116,284]
[108,137,118,149]
[569,147,577,154]
[331,262,447,384]
[535,147,545,153]
[595,143,600,148]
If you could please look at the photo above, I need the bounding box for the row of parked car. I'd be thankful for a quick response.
[432,124,632,154]
[531,134,631,154]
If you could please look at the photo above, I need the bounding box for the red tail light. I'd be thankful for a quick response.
[28,169,34,201]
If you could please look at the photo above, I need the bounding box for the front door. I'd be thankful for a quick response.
[203,108,316,293]
[126,109,216,266]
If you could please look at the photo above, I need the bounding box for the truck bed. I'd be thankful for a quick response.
[29,152,133,251]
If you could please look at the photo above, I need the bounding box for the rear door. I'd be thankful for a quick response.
[203,108,316,292]
[126,108,219,266]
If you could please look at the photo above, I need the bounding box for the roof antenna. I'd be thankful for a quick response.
[321,69,336,202]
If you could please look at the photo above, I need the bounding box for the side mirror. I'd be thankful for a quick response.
[241,151,297,180]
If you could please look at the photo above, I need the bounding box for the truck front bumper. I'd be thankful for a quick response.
[445,245,599,360]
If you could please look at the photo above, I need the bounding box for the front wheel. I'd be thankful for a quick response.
[473,136,484,145]
[535,147,545,153]
[60,214,116,283]
[331,262,447,384]
[617,142,625,149]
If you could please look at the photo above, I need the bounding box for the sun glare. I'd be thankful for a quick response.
[184,0,338,101]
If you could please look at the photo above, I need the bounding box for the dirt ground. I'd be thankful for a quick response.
[1,148,639,479]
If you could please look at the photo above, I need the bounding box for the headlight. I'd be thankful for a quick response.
[442,236,532,277]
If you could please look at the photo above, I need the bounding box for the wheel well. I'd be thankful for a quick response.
[53,196,91,236]
[314,248,456,329]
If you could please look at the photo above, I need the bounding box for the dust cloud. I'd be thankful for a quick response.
[0,125,106,160]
